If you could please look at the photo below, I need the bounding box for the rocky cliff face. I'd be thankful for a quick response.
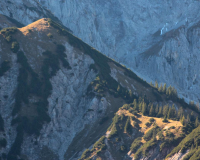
[0,19,106,160]
[1,0,200,102]
[21,42,100,160]
[136,25,200,102]
[0,18,141,160]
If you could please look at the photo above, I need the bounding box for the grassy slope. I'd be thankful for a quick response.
[167,125,200,159]
[79,105,185,160]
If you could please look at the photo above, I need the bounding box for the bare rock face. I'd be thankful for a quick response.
[0,19,111,160]
[0,55,18,155]
[20,42,104,160]
[136,25,200,102]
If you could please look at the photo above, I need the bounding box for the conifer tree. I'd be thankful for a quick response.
[157,106,163,117]
[187,115,191,123]
[190,111,195,122]
[139,102,142,112]
[177,107,184,120]
[181,115,185,125]
[153,129,156,141]
[191,144,194,150]
[167,108,173,119]
[149,104,155,117]
[138,97,142,103]
[162,116,168,122]
[128,90,133,100]
[196,102,200,111]
[155,80,159,89]
[163,105,169,117]
[196,141,198,149]
[195,117,199,128]
[124,117,131,133]
[142,102,147,115]
[158,84,163,92]
[163,83,167,93]
[166,86,172,96]
[125,90,129,99]
[155,104,159,115]
[133,99,138,111]
[172,87,177,97]
[169,104,176,119]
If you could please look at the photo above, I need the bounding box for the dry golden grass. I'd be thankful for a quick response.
[118,109,182,131]
[139,116,182,132]
[139,115,182,134]
[139,115,182,143]
[117,109,182,143]
[19,18,50,35]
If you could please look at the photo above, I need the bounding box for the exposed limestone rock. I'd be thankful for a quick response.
[0,55,18,155]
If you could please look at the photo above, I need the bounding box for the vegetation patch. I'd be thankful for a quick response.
[56,44,71,69]
[167,125,200,158]
[124,117,131,134]
[185,148,200,160]
[130,137,142,153]
[92,136,106,151]
[143,125,160,141]
[79,136,106,160]
[79,149,91,160]
[107,115,121,132]
[160,135,183,152]
[134,139,158,160]
[0,60,10,77]
[152,82,199,113]
[47,33,53,39]
[11,41,19,53]
[0,27,18,37]
[83,96,197,160]
[0,27,18,46]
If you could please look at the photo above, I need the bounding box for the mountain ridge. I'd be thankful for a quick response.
[0,18,199,160]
